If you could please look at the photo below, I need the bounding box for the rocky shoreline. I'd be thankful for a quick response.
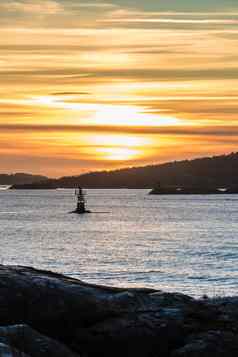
[0,265,237,356]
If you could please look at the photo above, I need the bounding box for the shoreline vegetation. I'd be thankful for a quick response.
[0,265,238,356]
[4,151,238,190]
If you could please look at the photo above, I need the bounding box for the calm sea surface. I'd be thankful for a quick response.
[1,189,238,297]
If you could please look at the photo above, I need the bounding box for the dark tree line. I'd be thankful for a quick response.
[11,152,238,189]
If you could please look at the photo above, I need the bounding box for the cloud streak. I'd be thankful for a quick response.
[0,0,238,174]
[0,0,63,14]
[2,123,238,137]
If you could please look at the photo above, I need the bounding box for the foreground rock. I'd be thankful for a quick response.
[0,325,77,357]
[0,266,237,356]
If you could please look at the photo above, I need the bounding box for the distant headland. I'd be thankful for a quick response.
[3,152,238,190]
[0,173,48,186]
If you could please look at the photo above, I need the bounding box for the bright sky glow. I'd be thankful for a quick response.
[0,0,238,176]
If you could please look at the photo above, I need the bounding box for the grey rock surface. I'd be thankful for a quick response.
[0,265,237,356]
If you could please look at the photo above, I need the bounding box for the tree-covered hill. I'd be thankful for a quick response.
[11,152,238,189]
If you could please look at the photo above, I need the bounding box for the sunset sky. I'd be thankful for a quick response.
[1,0,238,176]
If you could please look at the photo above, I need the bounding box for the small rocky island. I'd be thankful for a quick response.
[149,183,238,195]
[0,265,237,356]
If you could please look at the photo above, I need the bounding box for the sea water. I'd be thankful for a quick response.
[0,189,238,297]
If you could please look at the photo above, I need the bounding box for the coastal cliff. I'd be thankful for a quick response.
[0,265,237,356]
